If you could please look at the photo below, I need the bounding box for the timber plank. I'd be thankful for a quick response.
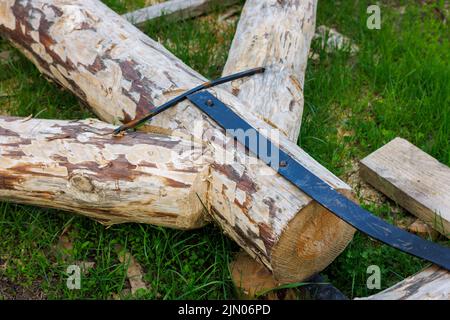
[360,137,450,238]
[357,266,450,300]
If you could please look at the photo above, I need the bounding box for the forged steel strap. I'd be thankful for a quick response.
[113,67,265,135]
[186,90,450,271]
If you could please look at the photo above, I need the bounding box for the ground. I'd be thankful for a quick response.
[0,0,449,299]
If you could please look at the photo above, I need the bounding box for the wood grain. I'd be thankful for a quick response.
[0,116,210,229]
[357,266,450,300]
[360,137,450,238]
[225,0,356,288]
[223,0,317,142]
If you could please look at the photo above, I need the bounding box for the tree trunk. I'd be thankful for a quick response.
[123,0,240,26]
[225,0,355,286]
[0,0,354,282]
[223,0,317,142]
[0,116,210,229]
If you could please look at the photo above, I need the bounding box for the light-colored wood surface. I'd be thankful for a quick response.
[224,0,356,289]
[0,0,355,282]
[0,116,209,228]
[360,137,450,238]
[357,266,450,300]
[123,0,240,26]
[223,0,317,142]
[230,251,297,299]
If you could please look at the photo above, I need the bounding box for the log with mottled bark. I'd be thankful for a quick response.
[123,0,240,26]
[0,116,210,229]
[357,266,450,300]
[360,137,450,238]
[0,0,354,282]
[224,0,355,288]
[223,0,317,142]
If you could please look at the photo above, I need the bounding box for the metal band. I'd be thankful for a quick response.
[113,67,265,135]
[187,91,450,271]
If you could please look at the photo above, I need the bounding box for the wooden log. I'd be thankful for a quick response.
[224,0,355,290]
[0,0,354,282]
[0,116,210,229]
[360,137,450,238]
[230,251,348,300]
[357,266,450,300]
[223,0,317,142]
[123,0,240,26]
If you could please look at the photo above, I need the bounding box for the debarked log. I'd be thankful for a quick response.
[224,0,355,290]
[223,0,317,142]
[123,0,241,26]
[0,116,210,229]
[0,0,354,282]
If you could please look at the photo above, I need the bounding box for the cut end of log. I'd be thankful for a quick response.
[230,251,278,297]
[230,251,297,300]
[271,190,356,282]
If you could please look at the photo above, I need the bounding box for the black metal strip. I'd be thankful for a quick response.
[187,90,450,271]
[113,67,265,135]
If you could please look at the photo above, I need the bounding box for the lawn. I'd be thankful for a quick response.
[0,0,449,299]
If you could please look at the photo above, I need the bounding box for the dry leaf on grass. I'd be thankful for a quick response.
[56,234,74,261]
[54,221,76,257]
[53,226,95,274]
[0,51,11,62]
[0,255,9,271]
[408,219,440,240]
[308,51,320,61]
[77,261,95,274]
[314,25,359,55]
[0,50,19,64]
[144,0,164,6]
[218,6,241,23]
[344,161,386,205]
[115,245,148,294]
[394,215,417,230]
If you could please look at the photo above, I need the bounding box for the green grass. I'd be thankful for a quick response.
[303,0,449,297]
[0,0,449,299]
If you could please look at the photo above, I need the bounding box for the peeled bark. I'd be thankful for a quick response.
[224,0,355,286]
[0,116,210,228]
[223,0,317,142]
[0,0,354,282]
